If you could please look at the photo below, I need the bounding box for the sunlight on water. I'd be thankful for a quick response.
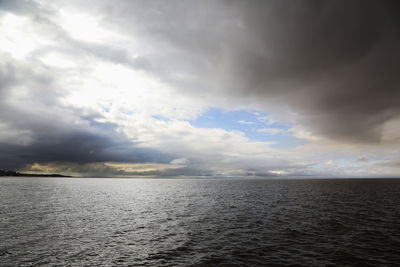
[1,178,400,266]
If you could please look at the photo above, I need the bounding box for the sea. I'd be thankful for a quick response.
[1,177,399,266]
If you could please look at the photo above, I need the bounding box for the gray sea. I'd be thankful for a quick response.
[1,177,400,266]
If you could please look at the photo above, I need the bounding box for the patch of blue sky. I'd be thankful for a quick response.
[190,108,308,149]
[101,104,112,113]
[152,115,170,121]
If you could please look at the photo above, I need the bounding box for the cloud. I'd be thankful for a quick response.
[30,1,400,145]
[237,120,254,125]
[80,0,400,143]
[357,157,368,163]
[22,161,186,177]
[257,128,287,135]
[377,160,400,169]
[1,0,400,177]
[0,123,173,170]
[170,158,189,165]
[0,50,172,171]
[231,1,400,143]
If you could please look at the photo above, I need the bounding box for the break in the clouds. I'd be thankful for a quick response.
[0,0,400,177]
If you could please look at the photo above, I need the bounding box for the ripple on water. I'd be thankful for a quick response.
[0,178,400,266]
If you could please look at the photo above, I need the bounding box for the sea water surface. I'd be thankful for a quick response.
[1,177,400,266]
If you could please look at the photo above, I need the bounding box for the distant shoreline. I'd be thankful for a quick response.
[0,170,72,177]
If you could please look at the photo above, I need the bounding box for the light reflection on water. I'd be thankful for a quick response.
[1,177,400,266]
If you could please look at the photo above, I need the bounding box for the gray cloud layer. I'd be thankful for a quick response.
[93,0,400,142]
[0,54,172,170]
[230,1,400,142]
[1,0,400,176]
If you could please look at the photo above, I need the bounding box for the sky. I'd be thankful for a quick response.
[0,0,400,178]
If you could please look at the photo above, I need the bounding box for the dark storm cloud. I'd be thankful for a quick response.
[94,0,400,143]
[226,1,399,143]
[0,55,171,170]
[0,100,173,170]
[0,0,38,14]
[225,0,400,143]
[0,127,171,170]
[0,0,179,172]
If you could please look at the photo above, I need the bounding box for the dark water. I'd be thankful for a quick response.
[1,178,400,266]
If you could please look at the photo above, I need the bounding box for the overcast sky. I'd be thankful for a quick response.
[1,0,400,177]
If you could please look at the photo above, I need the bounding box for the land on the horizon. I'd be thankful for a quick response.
[0,169,72,177]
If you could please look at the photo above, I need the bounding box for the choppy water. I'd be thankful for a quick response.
[1,178,400,266]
